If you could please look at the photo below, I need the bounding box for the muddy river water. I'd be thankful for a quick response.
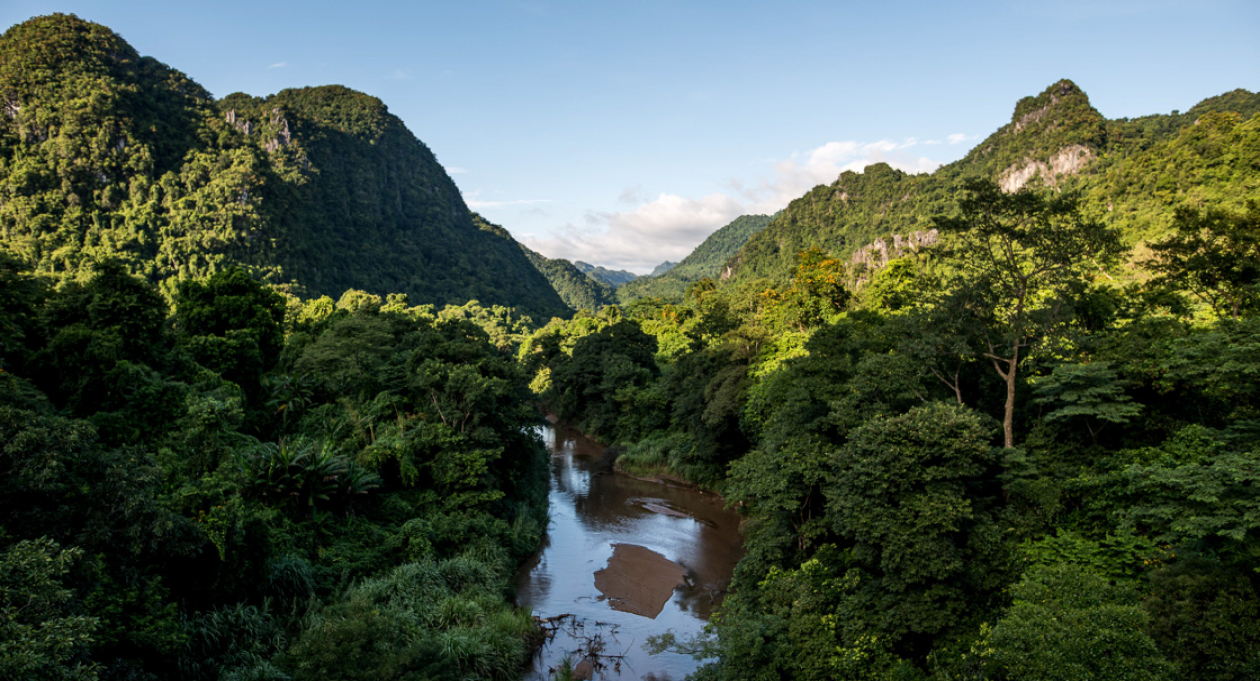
[515,424,744,680]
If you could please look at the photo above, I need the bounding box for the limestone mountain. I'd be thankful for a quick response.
[728,80,1260,285]
[0,14,568,321]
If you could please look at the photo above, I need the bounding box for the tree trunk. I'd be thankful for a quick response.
[1002,346,1020,449]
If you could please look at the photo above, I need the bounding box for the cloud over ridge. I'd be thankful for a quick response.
[518,136,950,272]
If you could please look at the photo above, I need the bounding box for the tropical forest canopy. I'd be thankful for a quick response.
[3,11,1260,681]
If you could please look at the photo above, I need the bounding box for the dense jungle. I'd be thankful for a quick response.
[3,12,1260,681]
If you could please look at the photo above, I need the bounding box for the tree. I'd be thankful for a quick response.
[550,320,658,437]
[0,253,48,376]
[824,401,1007,656]
[1145,202,1260,320]
[985,563,1174,681]
[1121,428,1260,568]
[175,267,287,400]
[1033,361,1142,444]
[30,261,179,437]
[0,538,100,681]
[935,178,1124,448]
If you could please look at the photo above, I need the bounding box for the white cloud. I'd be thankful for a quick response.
[523,193,745,273]
[445,166,468,175]
[730,137,942,216]
[386,68,411,80]
[268,62,287,69]
[521,137,946,273]
[948,133,978,144]
[464,195,552,210]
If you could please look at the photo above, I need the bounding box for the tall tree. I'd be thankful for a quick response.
[936,178,1123,448]
[1145,202,1260,320]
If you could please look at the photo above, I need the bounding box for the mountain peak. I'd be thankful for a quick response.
[1009,79,1093,131]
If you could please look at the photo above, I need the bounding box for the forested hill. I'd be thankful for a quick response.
[729,79,1260,284]
[0,14,568,321]
[618,213,772,301]
[649,260,678,276]
[472,212,617,311]
[574,261,638,287]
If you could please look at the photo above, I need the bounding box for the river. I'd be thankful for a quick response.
[515,423,744,680]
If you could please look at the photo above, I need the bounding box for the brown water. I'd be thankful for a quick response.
[515,424,744,680]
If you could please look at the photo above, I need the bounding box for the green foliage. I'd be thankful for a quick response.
[1033,361,1142,442]
[0,537,99,681]
[237,437,380,514]
[983,563,1174,681]
[0,15,567,320]
[175,266,286,401]
[935,177,1124,447]
[1145,201,1260,319]
[0,251,48,373]
[825,402,1007,653]
[1120,430,1260,565]
[549,320,659,438]
[1016,529,1163,582]
[288,559,534,681]
[179,603,286,680]
[0,248,548,678]
[1145,558,1260,681]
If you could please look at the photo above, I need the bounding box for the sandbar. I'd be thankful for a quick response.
[593,543,686,619]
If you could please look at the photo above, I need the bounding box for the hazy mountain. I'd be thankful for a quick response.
[574,261,638,287]
[649,261,678,277]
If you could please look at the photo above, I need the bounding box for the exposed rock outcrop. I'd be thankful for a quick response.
[849,229,938,271]
[998,144,1093,193]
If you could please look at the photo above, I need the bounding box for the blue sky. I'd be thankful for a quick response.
[3,1,1258,272]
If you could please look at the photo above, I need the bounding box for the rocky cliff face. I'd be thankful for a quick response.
[998,144,1094,192]
[849,229,939,270]
[847,229,939,288]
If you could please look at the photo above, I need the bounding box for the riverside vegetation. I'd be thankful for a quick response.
[3,12,1260,681]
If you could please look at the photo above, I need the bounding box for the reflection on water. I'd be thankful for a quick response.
[515,424,744,680]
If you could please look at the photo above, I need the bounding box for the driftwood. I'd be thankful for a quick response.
[535,614,634,679]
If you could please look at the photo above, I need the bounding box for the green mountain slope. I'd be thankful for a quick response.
[649,261,678,276]
[472,213,616,312]
[728,80,1260,285]
[574,261,638,287]
[0,14,568,321]
[620,213,773,301]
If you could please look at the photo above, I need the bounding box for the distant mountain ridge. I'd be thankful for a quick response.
[619,213,773,301]
[472,213,616,312]
[727,80,1260,285]
[574,262,638,287]
[0,14,569,320]
[649,261,678,277]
